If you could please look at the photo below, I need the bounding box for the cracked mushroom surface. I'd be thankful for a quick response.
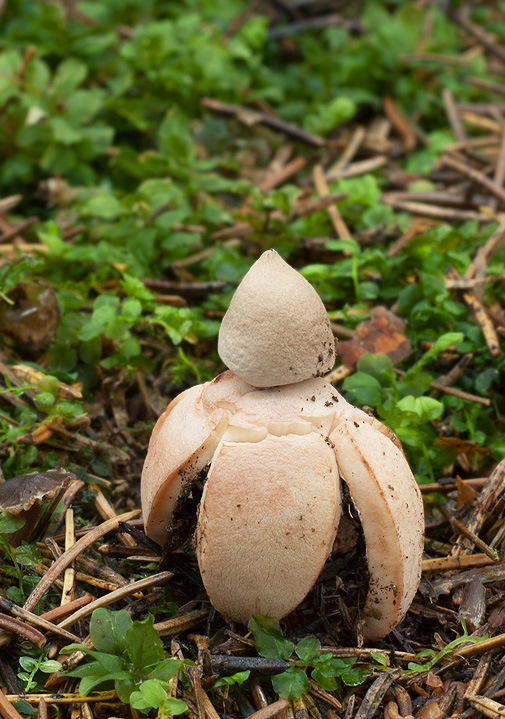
[141,250,424,641]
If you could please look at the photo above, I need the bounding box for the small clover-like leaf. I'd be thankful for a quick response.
[295,636,321,664]
[248,616,294,660]
[272,667,309,700]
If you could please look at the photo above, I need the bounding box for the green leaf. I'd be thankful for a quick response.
[325,238,361,255]
[369,649,388,667]
[124,614,165,671]
[147,659,183,683]
[122,299,142,321]
[248,616,294,660]
[80,670,131,696]
[52,58,88,100]
[33,391,56,411]
[89,608,132,655]
[396,395,444,422]
[115,674,138,704]
[311,667,338,692]
[49,117,82,145]
[13,544,42,567]
[271,667,309,700]
[19,657,38,672]
[84,195,124,220]
[0,512,25,534]
[39,660,64,674]
[295,636,321,663]
[342,372,383,407]
[211,671,251,689]
[136,679,168,709]
[164,698,188,715]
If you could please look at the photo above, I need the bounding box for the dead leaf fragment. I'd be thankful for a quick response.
[0,278,59,348]
[338,306,411,367]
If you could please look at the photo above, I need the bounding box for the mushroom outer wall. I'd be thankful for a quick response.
[141,370,424,638]
[196,432,341,623]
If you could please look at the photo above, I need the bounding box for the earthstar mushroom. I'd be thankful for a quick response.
[141,250,424,640]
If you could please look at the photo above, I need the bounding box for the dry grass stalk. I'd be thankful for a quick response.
[383,96,417,151]
[422,554,495,572]
[56,570,173,629]
[61,508,75,605]
[155,608,210,637]
[4,691,117,705]
[312,164,350,240]
[0,597,79,643]
[0,688,25,719]
[21,509,141,614]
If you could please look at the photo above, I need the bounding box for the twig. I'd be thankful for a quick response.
[36,697,47,719]
[490,123,505,213]
[325,365,353,384]
[453,458,505,556]
[430,353,474,397]
[467,694,505,717]
[143,278,226,295]
[0,688,24,719]
[441,153,505,205]
[201,98,325,148]
[0,217,39,243]
[292,193,347,219]
[464,654,493,703]
[457,11,505,65]
[422,554,495,572]
[0,597,80,643]
[155,608,209,636]
[3,691,117,705]
[401,52,472,66]
[93,488,136,548]
[354,670,401,719]
[442,88,466,142]
[464,221,505,280]
[439,505,499,560]
[242,699,290,719]
[210,655,290,677]
[466,72,505,96]
[38,595,93,623]
[312,165,350,239]
[446,267,501,358]
[381,196,489,221]
[393,368,491,406]
[0,195,22,213]
[258,156,306,192]
[22,509,141,613]
[60,508,75,605]
[56,570,173,629]
[327,126,365,173]
[268,13,361,40]
[456,634,505,659]
[325,156,387,182]
[307,679,342,710]
[0,614,46,648]
[420,477,487,493]
[388,218,434,257]
[383,97,416,151]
